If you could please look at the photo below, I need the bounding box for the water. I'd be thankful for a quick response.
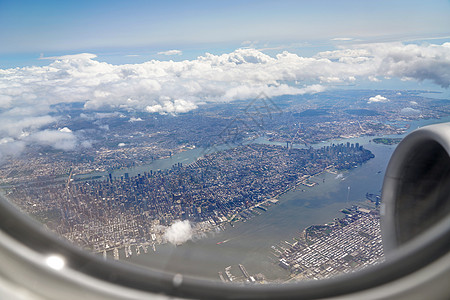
[76,116,450,182]
[107,117,450,280]
[74,145,234,181]
[124,138,398,281]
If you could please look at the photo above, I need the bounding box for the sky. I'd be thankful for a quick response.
[0,0,450,159]
[1,0,449,66]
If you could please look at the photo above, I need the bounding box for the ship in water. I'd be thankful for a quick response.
[217,239,230,245]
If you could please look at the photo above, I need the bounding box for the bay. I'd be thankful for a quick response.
[120,117,450,280]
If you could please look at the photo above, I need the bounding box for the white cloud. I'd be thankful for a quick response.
[157,49,182,56]
[368,95,389,103]
[331,37,353,41]
[39,53,98,60]
[164,220,193,245]
[145,99,198,114]
[368,76,380,82]
[129,117,143,122]
[0,114,56,137]
[1,42,450,159]
[28,129,77,151]
[2,43,449,119]
[374,42,450,88]
[58,127,72,133]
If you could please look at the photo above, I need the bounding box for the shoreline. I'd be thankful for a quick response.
[104,166,347,260]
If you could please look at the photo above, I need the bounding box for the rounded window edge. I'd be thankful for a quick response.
[0,124,449,300]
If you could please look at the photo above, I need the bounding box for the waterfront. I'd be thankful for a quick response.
[4,116,449,281]
[73,114,450,183]
[123,136,393,281]
[119,116,450,281]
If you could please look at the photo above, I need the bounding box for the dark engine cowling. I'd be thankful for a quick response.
[381,122,450,253]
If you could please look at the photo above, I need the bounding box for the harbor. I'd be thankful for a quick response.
[124,135,396,281]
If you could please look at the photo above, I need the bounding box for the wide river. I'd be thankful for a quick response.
[97,117,450,281]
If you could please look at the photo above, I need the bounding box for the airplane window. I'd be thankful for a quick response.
[0,1,449,299]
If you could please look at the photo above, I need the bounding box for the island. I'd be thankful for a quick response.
[372,138,403,145]
[4,142,374,254]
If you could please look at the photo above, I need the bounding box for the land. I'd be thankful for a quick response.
[277,206,383,281]
[372,138,403,145]
[0,89,449,271]
[1,90,449,187]
[4,142,373,253]
[221,205,383,283]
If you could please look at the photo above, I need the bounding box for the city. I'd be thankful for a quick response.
[220,206,383,283]
[279,207,383,281]
[4,142,374,255]
[1,90,449,187]
[0,89,449,282]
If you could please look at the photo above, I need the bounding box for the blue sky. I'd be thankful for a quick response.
[1,0,449,67]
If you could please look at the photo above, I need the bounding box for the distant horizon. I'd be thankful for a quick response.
[1,0,449,67]
[2,35,450,69]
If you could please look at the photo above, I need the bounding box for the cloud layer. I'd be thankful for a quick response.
[0,42,449,157]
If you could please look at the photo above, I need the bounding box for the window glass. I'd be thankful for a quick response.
[0,0,449,284]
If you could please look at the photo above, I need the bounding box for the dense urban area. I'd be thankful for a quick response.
[280,207,383,281]
[5,142,373,254]
[1,89,449,281]
[1,90,449,186]
[220,207,383,283]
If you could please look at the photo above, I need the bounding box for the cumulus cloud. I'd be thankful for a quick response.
[317,42,450,88]
[0,114,56,137]
[1,42,449,159]
[375,42,450,88]
[145,99,198,114]
[0,107,62,158]
[59,127,72,133]
[164,220,193,245]
[0,106,82,159]
[129,117,143,122]
[157,49,182,56]
[2,43,449,118]
[368,95,389,103]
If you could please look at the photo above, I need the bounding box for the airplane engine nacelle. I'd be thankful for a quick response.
[381,122,450,253]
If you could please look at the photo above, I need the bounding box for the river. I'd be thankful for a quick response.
[119,116,450,281]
